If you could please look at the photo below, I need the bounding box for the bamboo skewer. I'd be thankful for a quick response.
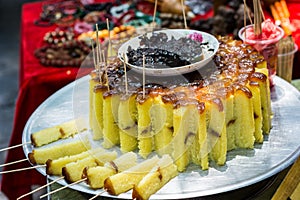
[89,190,106,200]
[40,178,87,199]
[0,141,31,152]
[243,0,247,43]
[123,53,128,95]
[0,158,28,168]
[253,0,262,36]
[95,24,101,69]
[246,4,253,25]
[181,0,187,29]
[0,142,36,173]
[243,0,246,28]
[0,164,45,174]
[95,24,103,84]
[91,39,97,69]
[152,0,158,29]
[17,176,65,200]
[243,0,253,25]
[258,1,265,21]
[102,50,110,92]
[142,54,146,99]
[243,0,253,43]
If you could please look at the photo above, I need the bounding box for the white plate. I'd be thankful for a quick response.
[22,75,300,199]
[117,29,219,76]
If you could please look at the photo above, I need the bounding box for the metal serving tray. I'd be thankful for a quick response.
[22,75,300,199]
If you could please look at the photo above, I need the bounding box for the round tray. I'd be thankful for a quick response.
[22,75,300,199]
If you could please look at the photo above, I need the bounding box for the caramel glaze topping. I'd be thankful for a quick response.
[90,36,266,109]
[103,89,120,99]
[94,84,108,93]
[234,85,253,99]
[136,84,166,104]
[211,98,224,112]
[249,81,260,87]
[161,93,178,104]
[174,98,206,114]
[250,72,267,82]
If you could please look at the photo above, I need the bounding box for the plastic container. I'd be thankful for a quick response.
[277,44,298,82]
[238,25,284,86]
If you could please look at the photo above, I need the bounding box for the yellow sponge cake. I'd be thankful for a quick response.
[137,92,154,158]
[103,91,121,148]
[152,94,173,156]
[118,94,138,152]
[89,35,272,172]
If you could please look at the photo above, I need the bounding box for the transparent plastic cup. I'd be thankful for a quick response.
[277,44,298,82]
[238,25,284,86]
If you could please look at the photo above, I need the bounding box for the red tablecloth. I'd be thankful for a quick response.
[1,1,300,199]
[1,2,92,200]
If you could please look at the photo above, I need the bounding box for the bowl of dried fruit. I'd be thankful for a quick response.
[118,29,219,76]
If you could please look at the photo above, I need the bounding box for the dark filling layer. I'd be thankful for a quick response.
[127,48,191,69]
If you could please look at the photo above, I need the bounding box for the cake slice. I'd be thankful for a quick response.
[92,85,107,140]
[59,118,87,136]
[233,86,255,148]
[248,81,263,143]
[188,101,208,170]
[46,147,104,176]
[84,152,137,189]
[252,70,272,134]
[62,150,117,183]
[118,94,138,152]
[206,98,227,166]
[173,99,199,172]
[132,155,178,200]
[137,95,154,158]
[151,95,173,156]
[104,155,160,195]
[210,84,236,151]
[62,156,98,183]
[89,73,99,130]
[198,111,209,170]
[28,138,91,165]
[224,93,235,151]
[103,91,121,148]
[30,118,87,147]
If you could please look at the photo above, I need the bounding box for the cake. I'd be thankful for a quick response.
[89,34,272,172]
[46,147,105,176]
[62,150,117,183]
[132,155,178,200]
[118,94,138,152]
[30,118,86,147]
[104,155,160,195]
[84,152,137,189]
[28,138,91,165]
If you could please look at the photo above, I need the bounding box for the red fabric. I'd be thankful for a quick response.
[1,2,91,200]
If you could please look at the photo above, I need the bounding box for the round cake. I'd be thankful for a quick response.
[89,34,272,172]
